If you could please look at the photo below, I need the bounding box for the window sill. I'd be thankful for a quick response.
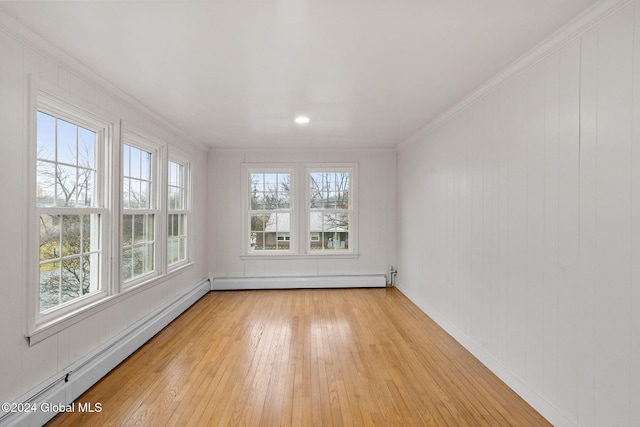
[240,253,360,260]
[27,262,195,346]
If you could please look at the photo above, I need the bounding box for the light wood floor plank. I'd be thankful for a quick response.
[46,288,550,426]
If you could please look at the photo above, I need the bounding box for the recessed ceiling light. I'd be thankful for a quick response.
[295,116,310,124]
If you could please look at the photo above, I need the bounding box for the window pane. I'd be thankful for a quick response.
[175,163,184,188]
[81,255,94,294]
[78,127,96,169]
[82,214,100,253]
[174,188,183,210]
[123,215,133,245]
[338,173,350,191]
[123,213,154,281]
[40,261,60,311]
[57,118,77,166]
[278,174,290,208]
[251,215,267,232]
[253,232,265,250]
[40,214,61,261]
[37,112,56,161]
[324,212,349,232]
[129,179,141,208]
[36,161,56,207]
[56,165,76,207]
[61,215,82,257]
[309,212,349,251]
[276,234,290,250]
[309,173,323,207]
[168,214,176,237]
[146,243,154,272]
[130,146,141,179]
[122,248,133,281]
[61,257,81,303]
[140,181,150,208]
[275,212,289,234]
[145,215,155,241]
[251,173,264,192]
[178,214,185,235]
[168,238,178,264]
[76,168,95,207]
[122,178,130,209]
[168,187,176,210]
[133,246,145,276]
[133,215,145,243]
[141,151,151,181]
[335,212,349,231]
[36,107,103,314]
[179,238,186,260]
[324,192,335,209]
[264,173,277,192]
[251,192,265,210]
[309,212,323,232]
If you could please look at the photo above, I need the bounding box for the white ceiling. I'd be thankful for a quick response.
[1,0,598,150]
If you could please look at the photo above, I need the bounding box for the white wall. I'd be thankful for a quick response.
[0,16,209,406]
[396,2,640,426]
[208,149,396,278]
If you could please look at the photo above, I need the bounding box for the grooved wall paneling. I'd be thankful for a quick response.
[396,3,640,425]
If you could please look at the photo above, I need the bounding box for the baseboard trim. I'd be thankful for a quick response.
[211,274,387,290]
[0,278,211,427]
[395,283,576,427]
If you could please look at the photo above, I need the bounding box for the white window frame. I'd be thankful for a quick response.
[304,164,358,255]
[29,82,116,335]
[242,164,296,255]
[167,155,191,269]
[241,163,358,258]
[120,124,165,288]
[27,78,195,345]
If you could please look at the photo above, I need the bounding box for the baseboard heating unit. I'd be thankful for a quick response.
[0,278,211,427]
[211,274,386,290]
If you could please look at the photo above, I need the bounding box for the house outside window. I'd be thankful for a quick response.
[307,168,354,252]
[247,169,292,252]
[242,163,357,257]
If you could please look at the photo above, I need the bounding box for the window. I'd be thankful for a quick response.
[168,159,189,266]
[242,163,357,257]
[307,169,353,252]
[30,82,194,343]
[35,105,109,318]
[247,170,292,252]
[121,136,161,284]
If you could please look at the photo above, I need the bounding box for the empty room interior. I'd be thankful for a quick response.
[1,0,639,425]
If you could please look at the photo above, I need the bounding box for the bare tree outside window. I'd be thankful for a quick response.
[249,172,291,251]
[309,171,350,250]
[121,143,155,282]
[36,111,100,312]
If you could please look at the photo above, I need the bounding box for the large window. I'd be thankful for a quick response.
[31,84,194,343]
[168,159,189,266]
[36,107,107,316]
[248,170,292,252]
[243,163,357,256]
[121,137,160,284]
[308,170,352,251]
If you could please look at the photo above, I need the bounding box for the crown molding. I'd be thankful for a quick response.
[0,6,209,153]
[397,0,635,151]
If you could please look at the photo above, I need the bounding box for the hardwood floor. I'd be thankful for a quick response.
[46,288,550,426]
